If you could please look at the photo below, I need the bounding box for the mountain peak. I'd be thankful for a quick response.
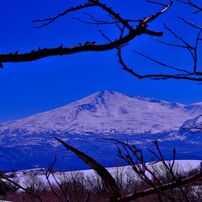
[93,90,112,105]
[79,90,128,109]
[96,89,115,95]
[93,90,124,101]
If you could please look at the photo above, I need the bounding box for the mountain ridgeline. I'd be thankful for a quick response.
[0,90,202,170]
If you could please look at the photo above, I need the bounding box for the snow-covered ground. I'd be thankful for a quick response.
[7,160,201,190]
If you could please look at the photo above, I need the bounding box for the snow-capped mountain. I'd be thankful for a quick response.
[0,90,202,171]
[1,90,202,135]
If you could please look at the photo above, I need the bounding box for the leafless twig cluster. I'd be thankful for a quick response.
[53,138,202,202]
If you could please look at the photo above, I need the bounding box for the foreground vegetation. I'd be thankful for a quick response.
[0,164,202,202]
[0,139,202,202]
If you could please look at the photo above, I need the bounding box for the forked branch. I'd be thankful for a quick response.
[0,0,172,66]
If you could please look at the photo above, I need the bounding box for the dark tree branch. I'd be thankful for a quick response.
[117,48,202,81]
[73,12,140,25]
[164,24,195,57]
[161,23,202,74]
[177,0,202,14]
[119,171,202,202]
[44,157,70,202]
[106,139,202,202]
[55,137,121,201]
[0,173,43,202]
[0,30,154,64]
[118,17,202,80]
[152,37,193,49]
[147,0,169,7]
[0,0,172,65]
[177,16,202,30]
[133,50,190,73]
[32,2,96,28]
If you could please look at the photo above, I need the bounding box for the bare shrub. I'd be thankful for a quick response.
[22,173,46,193]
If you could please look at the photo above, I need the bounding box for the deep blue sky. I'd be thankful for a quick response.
[0,0,202,121]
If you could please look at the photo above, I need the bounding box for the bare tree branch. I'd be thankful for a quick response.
[117,48,202,81]
[0,0,172,65]
[0,172,43,202]
[133,49,191,73]
[118,171,202,202]
[32,2,96,28]
[177,0,202,14]
[73,12,140,25]
[106,139,202,202]
[177,16,202,29]
[55,137,121,201]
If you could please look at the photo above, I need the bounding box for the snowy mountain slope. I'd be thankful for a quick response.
[0,90,202,171]
[1,90,202,135]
